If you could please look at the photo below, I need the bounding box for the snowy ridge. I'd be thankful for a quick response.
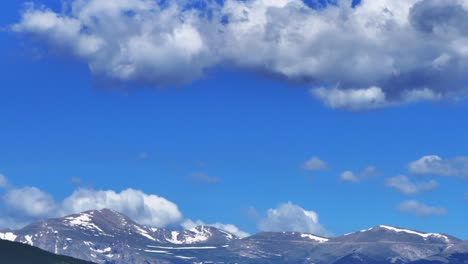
[300,233,329,243]
[348,225,453,243]
[377,225,451,243]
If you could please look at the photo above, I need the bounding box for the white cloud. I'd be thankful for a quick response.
[340,166,378,183]
[257,202,331,236]
[386,175,439,195]
[408,155,468,178]
[398,200,447,218]
[3,187,57,218]
[311,87,388,111]
[12,1,213,86]
[401,88,442,103]
[0,175,183,228]
[12,0,468,109]
[0,174,8,188]
[190,172,220,184]
[0,176,249,234]
[12,6,104,58]
[182,219,250,238]
[311,86,442,111]
[340,171,359,183]
[60,188,183,227]
[303,156,328,171]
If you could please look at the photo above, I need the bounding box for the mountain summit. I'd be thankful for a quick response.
[0,209,238,263]
[1,210,466,264]
[335,225,459,244]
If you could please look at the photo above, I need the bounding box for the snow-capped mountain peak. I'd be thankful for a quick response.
[64,211,106,234]
[340,225,458,244]
[375,225,452,243]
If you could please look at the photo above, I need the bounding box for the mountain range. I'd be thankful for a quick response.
[1,209,467,264]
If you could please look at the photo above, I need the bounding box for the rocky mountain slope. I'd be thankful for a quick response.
[0,209,466,264]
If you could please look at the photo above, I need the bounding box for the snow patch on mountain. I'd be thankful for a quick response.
[147,245,218,250]
[65,213,104,233]
[300,233,329,243]
[377,225,451,243]
[0,232,17,242]
[166,226,215,244]
[91,247,112,254]
[132,224,156,241]
[185,227,211,244]
[24,235,34,245]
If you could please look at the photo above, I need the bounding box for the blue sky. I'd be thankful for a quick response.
[0,0,467,239]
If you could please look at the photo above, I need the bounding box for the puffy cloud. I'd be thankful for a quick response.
[182,219,250,238]
[0,174,8,188]
[340,166,378,183]
[3,187,57,218]
[340,171,360,183]
[190,172,220,184]
[398,200,447,217]
[60,188,183,227]
[13,1,214,86]
[0,176,250,234]
[386,175,439,194]
[408,155,468,178]
[303,156,328,171]
[0,175,183,228]
[257,202,331,236]
[312,87,388,111]
[11,0,468,110]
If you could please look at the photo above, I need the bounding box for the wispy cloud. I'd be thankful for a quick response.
[340,166,379,183]
[190,172,220,184]
[386,175,439,195]
[303,156,328,171]
[408,155,468,178]
[0,174,8,188]
[398,200,447,218]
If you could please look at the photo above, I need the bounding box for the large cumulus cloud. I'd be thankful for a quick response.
[1,186,183,228]
[12,0,468,110]
[0,174,247,236]
[257,202,331,236]
[0,175,183,228]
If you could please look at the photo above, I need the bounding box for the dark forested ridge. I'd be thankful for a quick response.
[0,239,95,264]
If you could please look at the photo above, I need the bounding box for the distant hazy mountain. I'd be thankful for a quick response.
[0,238,94,264]
[1,209,466,264]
